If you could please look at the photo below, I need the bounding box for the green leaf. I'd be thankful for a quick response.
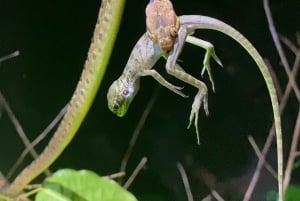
[266,185,300,201]
[292,159,300,170]
[285,185,300,201]
[35,169,137,201]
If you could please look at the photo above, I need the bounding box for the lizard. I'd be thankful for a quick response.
[174,14,283,201]
[107,32,222,143]
[0,0,126,198]
[107,33,219,119]
[108,0,284,200]
[108,0,222,124]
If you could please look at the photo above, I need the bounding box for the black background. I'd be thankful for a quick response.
[0,0,299,200]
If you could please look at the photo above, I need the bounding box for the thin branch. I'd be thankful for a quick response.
[283,108,300,189]
[0,91,51,177]
[119,86,160,183]
[263,0,300,101]
[201,194,212,201]
[279,34,298,55]
[202,190,225,201]
[177,162,194,201]
[123,157,147,189]
[6,104,68,179]
[211,190,225,201]
[248,135,277,179]
[0,171,7,189]
[103,172,125,180]
[279,50,300,108]
[0,51,20,63]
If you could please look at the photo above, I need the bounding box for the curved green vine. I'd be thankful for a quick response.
[0,0,126,197]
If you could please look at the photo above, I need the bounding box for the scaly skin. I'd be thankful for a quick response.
[0,0,126,197]
[107,33,219,135]
[146,0,179,51]
[107,33,190,117]
[147,1,283,199]
[176,15,283,200]
[110,0,283,200]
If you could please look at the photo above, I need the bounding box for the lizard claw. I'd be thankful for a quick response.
[171,85,188,98]
[175,89,188,98]
[175,85,184,90]
[186,35,223,92]
[187,87,209,144]
[200,44,223,93]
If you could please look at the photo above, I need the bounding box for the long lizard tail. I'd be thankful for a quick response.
[180,15,283,201]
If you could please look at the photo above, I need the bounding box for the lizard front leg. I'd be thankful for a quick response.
[140,69,188,98]
[166,26,209,144]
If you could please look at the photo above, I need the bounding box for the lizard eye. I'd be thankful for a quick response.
[170,27,178,37]
[123,89,129,96]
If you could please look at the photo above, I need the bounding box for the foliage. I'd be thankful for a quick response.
[266,185,300,201]
[35,169,137,201]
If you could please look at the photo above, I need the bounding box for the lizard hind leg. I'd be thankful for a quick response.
[186,35,223,92]
[166,63,209,144]
[166,27,209,144]
[187,87,209,144]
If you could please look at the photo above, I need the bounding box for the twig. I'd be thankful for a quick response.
[243,49,300,201]
[202,190,225,201]
[123,157,147,189]
[0,91,51,177]
[283,108,300,189]
[279,34,298,55]
[263,0,300,100]
[0,51,20,63]
[0,171,7,188]
[177,162,194,201]
[211,190,225,201]
[6,104,68,179]
[248,135,277,179]
[119,86,160,182]
[201,194,212,201]
[279,50,300,107]
[103,172,125,180]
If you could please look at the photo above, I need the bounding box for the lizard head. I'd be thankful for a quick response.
[107,79,140,117]
[146,0,179,51]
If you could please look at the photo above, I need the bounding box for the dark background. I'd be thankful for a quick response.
[0,0,299,200]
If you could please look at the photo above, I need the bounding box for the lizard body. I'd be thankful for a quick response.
[107,34,222,135]
[108,1,222,126]
[107,33,195,117]
[0,0,126,197]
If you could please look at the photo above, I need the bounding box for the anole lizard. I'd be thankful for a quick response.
[108,0,283,200]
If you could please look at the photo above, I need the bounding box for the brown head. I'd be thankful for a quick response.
[146,0,179,51]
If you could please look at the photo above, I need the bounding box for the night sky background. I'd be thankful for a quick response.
[0,0,299,200]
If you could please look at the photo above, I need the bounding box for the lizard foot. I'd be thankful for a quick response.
[187,87,209,144]
[186,36,223,92]
[200,44,223,92]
